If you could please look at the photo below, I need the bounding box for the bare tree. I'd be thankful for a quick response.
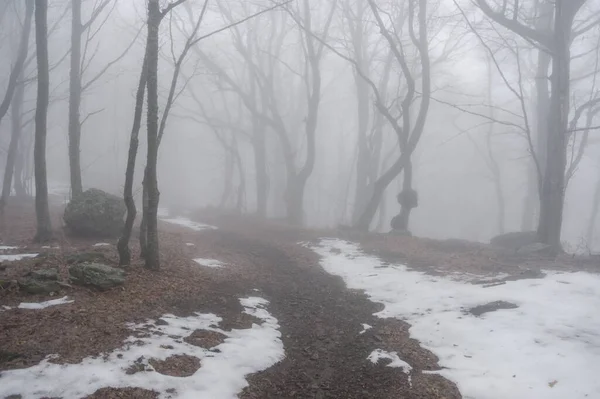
[69,0,142,197]
[33,0,52,242]
[476,0,588,251]
[0,0,33,128]
[350,0,431,232]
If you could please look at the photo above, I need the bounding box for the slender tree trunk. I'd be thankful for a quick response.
[33,0,52,242]
[219,142,234,208]
[522,0,553,231]
[1,83,25,210]
[252,118,268,218]
[285,174,305,226]
[68,0,83,197]
[0,0,34,127]
[139,171,148,257]
[536,1,575,251]
[586,169,600,249]
[14,142,27,198]
[117,54,148,266]
[144,0,161,270]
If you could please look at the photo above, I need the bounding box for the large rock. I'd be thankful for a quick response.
[18,268,60,294]
[69,263,125,290]
[490,231,539,251]
[64,188,125,237]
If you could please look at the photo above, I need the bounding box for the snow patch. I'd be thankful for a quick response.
[368,349,412,375]
[161,216,217,232]
[1,305,12,312]
[359,323,372,334]
[311,239,600,399]
[18,296,74,310]
[0,296,284,399]
[0,253,38,262]
[186,243,195,247]
[0,245,18,251]
[93,243,111,247]
[193,258,225,268]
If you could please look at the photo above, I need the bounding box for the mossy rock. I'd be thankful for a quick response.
[69,263,125,290]
[64,188,126,238]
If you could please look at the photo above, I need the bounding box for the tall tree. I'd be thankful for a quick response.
[477,0,587,251]
[33,0,52,242]
[0,0,34,127]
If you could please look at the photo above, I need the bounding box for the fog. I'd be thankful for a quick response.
[1,0,599,251]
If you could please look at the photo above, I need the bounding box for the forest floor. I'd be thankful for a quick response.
[0,199,598,399]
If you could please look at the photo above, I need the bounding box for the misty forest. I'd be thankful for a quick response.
[0,0,599,398]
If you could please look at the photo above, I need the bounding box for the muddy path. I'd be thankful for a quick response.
[196,221,461,399]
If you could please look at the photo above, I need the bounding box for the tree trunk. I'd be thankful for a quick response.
[144,0,161,270]
[1,82,25,210]
[252,118,268,218]
[390,160,415,232]
[586,169,600,249]
[522,0,553,231]
[117,54,147,266]
[285,175,305,226]
[219,141,234,208]
[33,0,52,242]
[13,142,27,199]
[68,0,83,197]
[536,1,576,251]
[139,172,148,257]
[0,0,34,127]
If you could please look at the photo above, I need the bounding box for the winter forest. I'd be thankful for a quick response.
[1,1,600,398]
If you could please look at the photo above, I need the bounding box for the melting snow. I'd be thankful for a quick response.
[0,296,284,399]
[0,253,38,262]
[312,239,600,399]
[161,216,217,232]
[368,349,412,374]
[186,243,195,246]
[0,245,18,251]
[18,296,74,310]
[93,243,111,247]
[193,258,225,268]
[359,323,372,334]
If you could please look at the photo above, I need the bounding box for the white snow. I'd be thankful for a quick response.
[312,239,600,399]
[367,349,413,375]
[0,296,284,399]
[18,296,74,310]
[93,243,111,247]
[0,253,38,262]
[359,323,372,334]
[161,216,217,232]
[193,258,225,268]
[1,305,12,312]
[0,245,18,251]
[186,243,195,246]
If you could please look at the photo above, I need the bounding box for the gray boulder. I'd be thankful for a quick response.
[18,268,60,294]
[64,188,125,237]
[69,263,125,290]
[490,231,539,251]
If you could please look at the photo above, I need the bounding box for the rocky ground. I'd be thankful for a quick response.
[0,201,597,398]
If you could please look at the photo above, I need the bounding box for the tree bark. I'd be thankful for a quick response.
[0,0,34,127]
[144,0,161,270]
[1,82,26,210]
[586,169,600,249]
[68,0,83,197]
[33,0,52,242]
[522,0,552,231]
[252,117,268,218]
[536,0,580,251]
[117,53,148,266]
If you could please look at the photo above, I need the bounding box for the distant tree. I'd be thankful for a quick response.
[476,0,590,251]
[0,0,34,211]
[33,0,52,242]
[0,0,34,128]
